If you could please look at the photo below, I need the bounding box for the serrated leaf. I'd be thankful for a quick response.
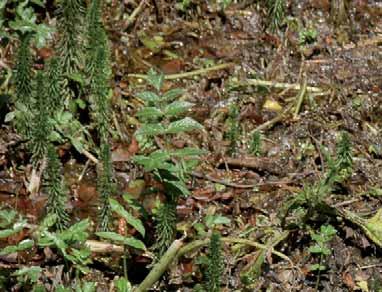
[136,123,166,136]
[162,88,184,102]
[147,69,164,91]
[96,232,146,250]
[136,91,161,103]
[0,239,34,255]
[109,198,145,237]
[166,117,203,134]
[164,101,193,116]
[136,107,163,120]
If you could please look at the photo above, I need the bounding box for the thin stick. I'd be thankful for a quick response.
[231,79,323,93]
[135,239,184,292]
[177,234,295,269]
[128,63,234,80]
[82,150,99,164]
[249,103,294,135]
[293,75,307,118]
[125,0,146,28]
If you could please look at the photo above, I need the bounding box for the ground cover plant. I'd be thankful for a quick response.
[0,0,382,291]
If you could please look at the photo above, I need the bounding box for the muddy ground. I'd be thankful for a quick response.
[1,0,382,291]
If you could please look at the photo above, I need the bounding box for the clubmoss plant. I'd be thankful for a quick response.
[86,0,110,80]
[90,46,111,143]
[281,131,353,226]
[14,34,33,105]
[205,232,224,292]
[153,201,177,256]
[45,57,63,114]
[267,0,285,31]
[97,142,115,231]
[44,145,69,231]
[30,71,50,166]
[335,131,352,180]
[13,33,33,137]
[249,131,262,156]
[56,0,86,76]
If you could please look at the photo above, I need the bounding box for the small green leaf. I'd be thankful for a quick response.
[0,239,34,255]
[0,209,17,228]
[164,101,193,116]
[136,124,166,136]
[115,277,132,292]
[60,219,90,242]
[0,222,25,239]
[166,117,203,134]
[136,107,163,120]
[12,266,42,283]
[308,245,323,254]
[205,214,231,228]
[4,111,15,123]
[109,198,145,237]
[309,263,326,271]
[136,91,161,103]
[147,68,164,91]
[162,88,184,101]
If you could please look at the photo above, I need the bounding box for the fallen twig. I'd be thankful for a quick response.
[135,239,184,292]
[219,156,285,175]
[128,63,234,80]
[230,78,323,93]
[125,0,146,29]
